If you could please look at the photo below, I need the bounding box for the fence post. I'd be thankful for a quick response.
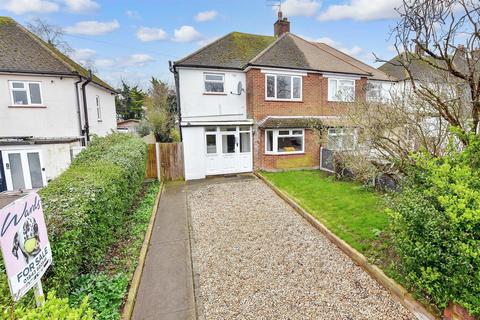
[155,142,161,181]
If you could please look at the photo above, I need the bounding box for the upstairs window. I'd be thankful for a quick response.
[366,82,383,102]
[328,78,355,102]
[9,81,43,106]
[266,74,302,101]
[204,73,224,93]
[96,95,102,121]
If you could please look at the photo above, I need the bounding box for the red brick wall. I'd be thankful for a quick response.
[444,303,477,320]
[247,68,367,171]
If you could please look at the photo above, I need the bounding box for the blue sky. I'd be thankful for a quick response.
[0,0,402,89]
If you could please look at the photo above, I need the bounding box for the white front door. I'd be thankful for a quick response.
[205,126,252,175]
[2,150,47,190]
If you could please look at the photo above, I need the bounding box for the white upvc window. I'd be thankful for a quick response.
[328,78,355,102]
[265,74,302,101]
[265,129,304,154]
[9,81,43,106]
[96,95,102,121]
[327,128,357,150]
[366,81,384,102]
[204,73,225,93]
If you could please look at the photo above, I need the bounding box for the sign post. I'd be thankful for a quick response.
[0,192,52,305]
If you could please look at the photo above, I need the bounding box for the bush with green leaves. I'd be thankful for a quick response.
[389,136,480,316]
[38,133,147,295]
[2,291,94,320]
[70,273,128,320]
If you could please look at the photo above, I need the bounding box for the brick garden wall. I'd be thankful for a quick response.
[247,68,367,171]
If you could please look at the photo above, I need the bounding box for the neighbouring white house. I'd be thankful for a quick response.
[0,17,117,192]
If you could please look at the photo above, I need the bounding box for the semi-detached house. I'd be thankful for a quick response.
[173,13,394,180]
[0,17,117,192]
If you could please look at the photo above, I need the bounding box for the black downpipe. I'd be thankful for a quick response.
[169,61,182,141]
[74,76,84,143]
[81,70,93,145]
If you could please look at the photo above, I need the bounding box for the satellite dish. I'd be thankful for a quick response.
[231,81,244,95]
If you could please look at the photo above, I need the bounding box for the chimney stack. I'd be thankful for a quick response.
[274,10,290,37]
[414,43,426,56]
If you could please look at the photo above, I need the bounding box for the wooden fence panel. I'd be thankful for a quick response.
[145,144,158,179]
[159,143,184,181]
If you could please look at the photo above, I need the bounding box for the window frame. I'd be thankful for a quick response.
[204,72,225,94]
[95,95,102,121]
[327,127,358,151]
[265,74,302,101]
[327,78,355,102]
[9,81,44,106]
[265,128,305,155]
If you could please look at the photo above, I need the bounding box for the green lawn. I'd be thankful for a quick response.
[261,170,388,254]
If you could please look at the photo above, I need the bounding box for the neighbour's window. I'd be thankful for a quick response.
[9,81,43,106]
[265,129,304,154]
[96,95,102,121]
[328,78,355,102]
[266,74,302,100]
[366,82,383,102]
[204,73,224,93]
[327,128,357,150]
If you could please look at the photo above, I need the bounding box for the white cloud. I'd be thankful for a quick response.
[195,10,218,22]
[64,0,99,13]
[72,48,96,60]
[339,45,363,56]
[276,0,320,17]
[126,10,141,19]
[120,54,154,67]
[197,36,219,47]
[65,20,120,35]
[95,59,115,68]
[1,0,59,14]
[172,25,202,42]
[318,0,401,21]
[136,27,167,42]
[314,36,339,47]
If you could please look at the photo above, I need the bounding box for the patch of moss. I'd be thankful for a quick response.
[276,155,315,169]
[0,17,15,25]
[222,32,275,62]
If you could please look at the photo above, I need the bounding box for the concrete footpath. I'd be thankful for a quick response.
[132,182,196,320]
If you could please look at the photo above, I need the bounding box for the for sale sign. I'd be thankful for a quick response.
[0,192,52,301]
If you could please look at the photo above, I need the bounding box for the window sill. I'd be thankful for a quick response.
[97,119,103,122]
[327,99,355,103]
[265,98,303,102]
[265,152,305,156]
[203,92,227,96]
[9,105,47,108]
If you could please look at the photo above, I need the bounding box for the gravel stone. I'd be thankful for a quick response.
[188,179,415,320]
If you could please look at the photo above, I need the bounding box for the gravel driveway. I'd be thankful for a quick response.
[188,177,415,320]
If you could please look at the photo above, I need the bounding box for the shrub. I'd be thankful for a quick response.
[389,137,480,316]
[70,273,128,320]
[38,134,147,296]
[2,291,94,320]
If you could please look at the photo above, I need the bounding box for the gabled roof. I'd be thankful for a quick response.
[0,17,115,92]
[175,31,393,81]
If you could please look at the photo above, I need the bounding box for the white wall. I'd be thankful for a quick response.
[83,83,117,137]
[0,74,80,138]
[1,141,80,183]
[182,127,206,180]
[178,68,247,122]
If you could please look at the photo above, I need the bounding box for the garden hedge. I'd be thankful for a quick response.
[0,134,147,309]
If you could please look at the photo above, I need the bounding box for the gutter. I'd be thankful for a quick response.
[169,61,183,141]
[81,70,93,145]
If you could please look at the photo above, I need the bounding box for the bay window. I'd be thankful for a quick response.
[265,129,304,154]
[328,78,355,102]
[266,74,302,100]
[9,81,43,106]
[327,128,357,151]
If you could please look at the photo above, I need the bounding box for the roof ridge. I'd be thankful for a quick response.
[249,32,289,65]
[175,32,235,65]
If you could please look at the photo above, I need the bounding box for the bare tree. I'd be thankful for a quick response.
[27,18,72,54]
[378,0,480,144]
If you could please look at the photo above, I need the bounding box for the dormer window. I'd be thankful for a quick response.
[204,73,224,93]
[265,74,302,101]
[9,81,43,106]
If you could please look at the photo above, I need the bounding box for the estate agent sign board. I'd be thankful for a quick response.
[0,192,52,302]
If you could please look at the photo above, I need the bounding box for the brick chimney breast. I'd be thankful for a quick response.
[274,10,290,37]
